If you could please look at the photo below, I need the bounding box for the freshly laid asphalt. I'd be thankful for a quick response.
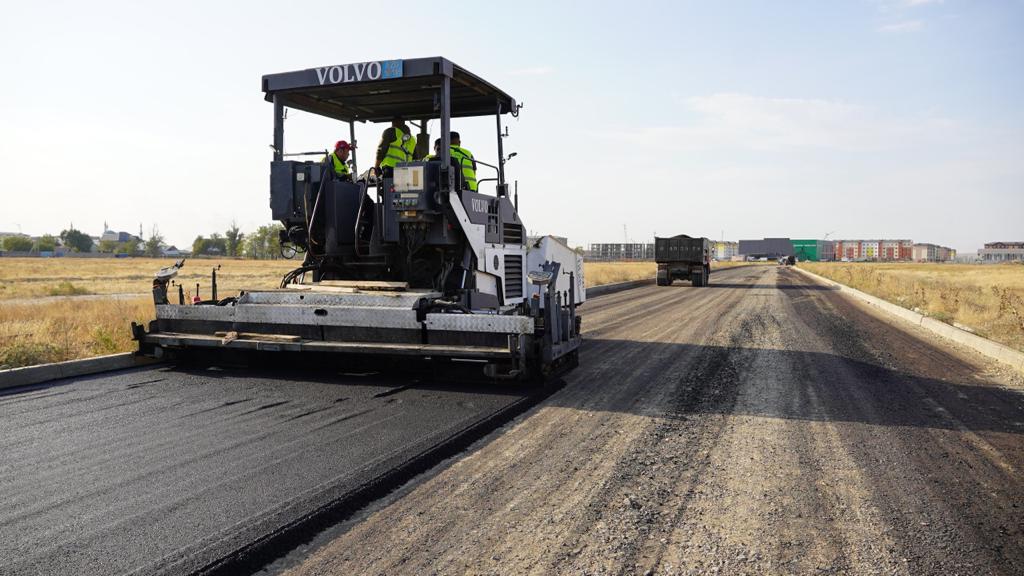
[0,363,531,575]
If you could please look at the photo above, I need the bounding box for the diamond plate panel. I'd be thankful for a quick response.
[233,305,420,329]
[240,290,438,308]
[424,313,534,334]
[156,303,419,328]
[156,305,236,322]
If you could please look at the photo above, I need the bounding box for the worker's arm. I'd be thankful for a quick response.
[374,127,395,168]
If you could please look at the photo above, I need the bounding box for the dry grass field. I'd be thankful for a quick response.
[0,258,668,368]
[584,261,656,287]
[0,257,299,368]
[0,257,297,301]
[800,262,1024,353]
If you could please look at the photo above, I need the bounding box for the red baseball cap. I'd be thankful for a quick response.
[335,140,355,150]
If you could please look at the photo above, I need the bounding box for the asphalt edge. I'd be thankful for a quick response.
[192,378,567,576]
[586,278,655,298]
[0,353,157,390]
[792,265,1024,373]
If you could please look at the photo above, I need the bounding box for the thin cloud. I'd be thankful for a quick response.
[878,19,924,32]
[874,0,942,9]
[588,92,961,153]
[508,66,554,76]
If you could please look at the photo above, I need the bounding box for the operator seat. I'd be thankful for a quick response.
[428,157,467,194]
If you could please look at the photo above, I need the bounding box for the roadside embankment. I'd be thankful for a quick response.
[794,265,1024,373]
[799,262,1024,354]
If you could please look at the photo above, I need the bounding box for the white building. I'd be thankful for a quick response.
[913,243,956,262]
[713,241,738,260]
[978,242,1024,262]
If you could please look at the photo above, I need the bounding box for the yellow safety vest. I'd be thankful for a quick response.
[381,127,417,168]
[450,145,477,191]
[328,152,350,178]
[423,146,478,191]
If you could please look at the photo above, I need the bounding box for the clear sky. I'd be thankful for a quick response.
[1,0,1021,253]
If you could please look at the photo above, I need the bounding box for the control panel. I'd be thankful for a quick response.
[391,162,440,222]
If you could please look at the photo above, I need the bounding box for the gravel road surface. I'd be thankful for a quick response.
[282,265,1024,576]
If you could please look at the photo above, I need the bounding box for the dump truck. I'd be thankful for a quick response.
[655,235,712,287]
[132,57,583,381]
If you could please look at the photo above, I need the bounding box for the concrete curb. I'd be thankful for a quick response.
[0,353,158,391]
[586,278,655,298]
[793,266,1024,373]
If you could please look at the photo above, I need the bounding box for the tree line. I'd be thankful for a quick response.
[3,223,285,260]
[2,229,94,254]
[191,222,285,260]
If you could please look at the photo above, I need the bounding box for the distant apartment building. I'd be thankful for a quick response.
[977,241,1024,262]
[586,243,655,260]
[713,241,738,260]
[790,239,835,262]
[864,240,880,260]
[912,243,956,262]
[833,239,912,261]
[880,239,912,261]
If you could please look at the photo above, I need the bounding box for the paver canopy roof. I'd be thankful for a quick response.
[262,57,517,123]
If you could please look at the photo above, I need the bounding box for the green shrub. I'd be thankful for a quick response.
[0,341,64,369]
[47,281,91,296]
[90,327,122,355]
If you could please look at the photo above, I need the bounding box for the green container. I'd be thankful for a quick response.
[791,239,821,262]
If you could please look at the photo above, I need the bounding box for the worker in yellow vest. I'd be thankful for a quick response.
[373,116,416,177]
[448,132,477,192]
[325,140,354,181]
[425,133,478,192]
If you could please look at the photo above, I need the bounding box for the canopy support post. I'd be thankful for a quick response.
[440,75,452,191]
[348,120,358,175]
[496,101,505,188]
[272,96,284,162]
